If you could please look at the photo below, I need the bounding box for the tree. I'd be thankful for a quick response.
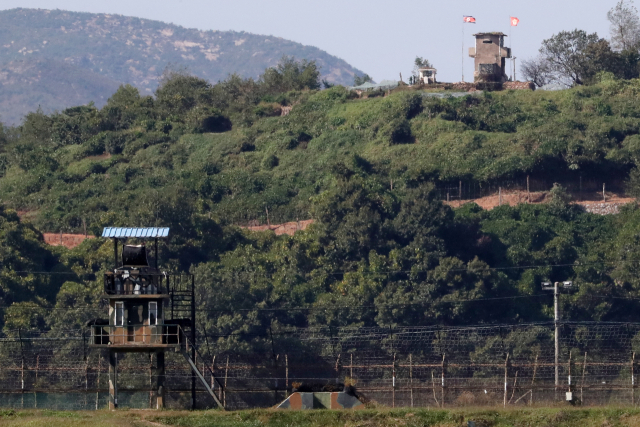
[521,56,552,87]
[155,68,213,118]
[353,74,373,86]
[539,29,601,85]
[525,33,639,86]
[608,0,640,51]
[261,56,321,93]
[582,39,640,82]
[412,56,432,81]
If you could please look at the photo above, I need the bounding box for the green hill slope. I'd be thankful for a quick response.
[3,72,640,333]
[2,76,638,233]
[0,8,364,125]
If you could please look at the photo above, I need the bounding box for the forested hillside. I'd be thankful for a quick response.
[0,8,364,125]
[2,61,640,342]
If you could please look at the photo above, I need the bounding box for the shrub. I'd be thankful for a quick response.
[254,102,282,117]
[262,154,279,169]
[187,107,232,133]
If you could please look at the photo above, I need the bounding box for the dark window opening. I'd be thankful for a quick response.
[115,302,124,326]
[149,302,158,325]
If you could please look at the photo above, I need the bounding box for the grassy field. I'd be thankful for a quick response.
[3,408,640,427]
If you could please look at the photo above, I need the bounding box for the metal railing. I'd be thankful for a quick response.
[90,324,181,347]
[104,271,168,295]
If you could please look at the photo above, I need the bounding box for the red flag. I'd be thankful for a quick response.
[510,17,520,26]
[463,16,476,23]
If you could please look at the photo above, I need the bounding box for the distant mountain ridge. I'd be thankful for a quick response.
[0,8,364,125]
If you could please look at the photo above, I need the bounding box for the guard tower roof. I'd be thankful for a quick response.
[102,227,170,238]
[473,32,507,37]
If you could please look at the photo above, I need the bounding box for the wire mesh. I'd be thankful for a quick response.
[2,322,640,409]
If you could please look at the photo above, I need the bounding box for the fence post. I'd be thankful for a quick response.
[632,352,636,406]
[149,353,153,408]
[503,353,509,407]
[459,180,462,200]
[224,355,229,408]
[580,352,587,405]
[527,175,530,203]
[35,354,39,409]
[19,328,24,408]
[392,353,396,408]
[530,353,538,406]
[499,187,502,206]
[350,353,353,379]
[441,353,446,407]
[409,353,414,408]
[568,351,572,400]
[431,370,439,407]
[85,354,90,409]
[96,356,101,410]
[603,183,606,202]
[211,355,216,398]
[285,354,289,398]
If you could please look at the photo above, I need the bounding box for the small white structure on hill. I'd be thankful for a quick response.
[418,67,437,84]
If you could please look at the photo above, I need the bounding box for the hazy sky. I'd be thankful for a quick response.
[0,0,617,83]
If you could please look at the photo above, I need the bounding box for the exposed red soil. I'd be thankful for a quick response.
[446,190,636,211]
[34,191,639,250]
[239,219,314,236]
[42,233,95,249]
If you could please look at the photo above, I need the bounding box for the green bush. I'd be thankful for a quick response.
[262,154,279,169]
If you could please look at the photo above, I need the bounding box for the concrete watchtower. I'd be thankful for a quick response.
[468,32,511,82]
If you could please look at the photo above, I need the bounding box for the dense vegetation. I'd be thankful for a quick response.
[2,69,640,232]
[2,58,640,342]
[0,8,364,125]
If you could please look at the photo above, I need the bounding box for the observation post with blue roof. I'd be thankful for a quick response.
[89,227,222,410]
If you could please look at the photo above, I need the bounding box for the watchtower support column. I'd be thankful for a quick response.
[109,350,118,409]
[156,351,165,409]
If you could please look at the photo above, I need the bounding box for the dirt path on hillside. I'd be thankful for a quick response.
[446,190,636,210]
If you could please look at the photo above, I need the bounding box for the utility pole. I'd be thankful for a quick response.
[554,281,559,392]
[542,281,573,400]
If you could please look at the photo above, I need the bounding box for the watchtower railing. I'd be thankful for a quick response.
[104,271,168,295]
[90,324,181,347]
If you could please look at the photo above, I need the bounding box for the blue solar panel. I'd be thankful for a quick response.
[101,227,170,238]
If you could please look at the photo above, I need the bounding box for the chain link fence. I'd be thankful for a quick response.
[1,322,640,410]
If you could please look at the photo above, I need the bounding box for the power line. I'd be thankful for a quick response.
[1,259,628,278]
[5,293,640,314]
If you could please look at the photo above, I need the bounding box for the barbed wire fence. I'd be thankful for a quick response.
[434,177,627,203]
[1,322,640,410]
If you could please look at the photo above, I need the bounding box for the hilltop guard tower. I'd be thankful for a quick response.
[418,67,437,85]
[90,227,223,410]
[468,32,511,82]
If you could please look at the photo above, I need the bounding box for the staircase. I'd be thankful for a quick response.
[179,328,225,409]
[168,275,225,409]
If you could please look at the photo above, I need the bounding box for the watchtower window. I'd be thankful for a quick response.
[483,39,493,44]
[115,302,124,326]
[149,302,158,325]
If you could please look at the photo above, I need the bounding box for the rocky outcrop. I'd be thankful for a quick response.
[580,203,627,215]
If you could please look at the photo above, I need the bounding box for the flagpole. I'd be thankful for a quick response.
[510,17,513,81]
[462,19,465,82]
